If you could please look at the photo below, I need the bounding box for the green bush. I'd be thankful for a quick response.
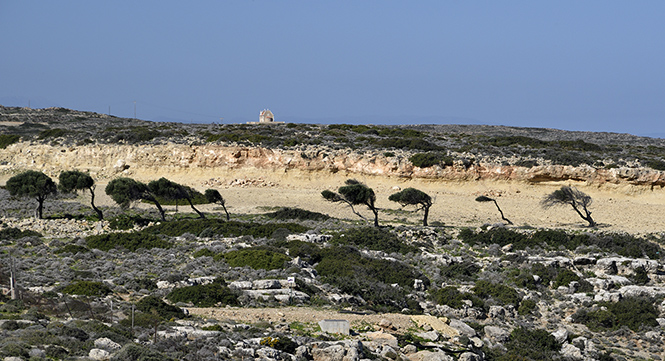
[331,227,418,254]
[61,281,112,297]
[54,244,91,255]
[409,152,452,168]
[517,299,537,315]
[314,246,428,312]
[430,286,484,309]
[0,227,42,240]
[572,297,659,331]
[218,247,290,270]
[440,261,480,281]
[0,134,20,149]
[491,327,561,360]
[631,266,650,285]
[136,295,185,320]
[143,219,308,239]
[166,281,238,307]
[473,280,520,306]
[260,336,298,354]
[192,248,215,258]
[552,269,580,288]
[264,207,330,221]
[108,214,152,230]
[86,231,171,252]
[272,239,323,264]
[38,128,67,139]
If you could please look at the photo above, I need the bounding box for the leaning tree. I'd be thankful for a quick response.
[541,186,596,227]
[6,170,57,219]
[59,170,103,220]
[148,177,205,219]
[205,189,230,221]
[389,187,433,226]
[475,195,513,225]
[105,177,166,221]
[322,179,380,227]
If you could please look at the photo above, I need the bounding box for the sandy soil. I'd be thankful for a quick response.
[79,167,665,234]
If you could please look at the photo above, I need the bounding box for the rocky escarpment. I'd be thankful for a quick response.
[2,142,665,187]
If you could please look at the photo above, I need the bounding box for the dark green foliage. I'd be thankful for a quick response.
[315,246,429,312]
[409,153,453,168]
[204,188,230,220]
[552,269,580,288]
[126,278,158,292]
[260,336,298,354]
[331,227,418,254]
[59,170,103,220]
[492,327,561,361]
[148,177,204,218]
[439,261,480,281]
[517,299,537,315]
[473,280,520,306]
[644,158,665,171]
[166,282,238,307]
[136,296,185,320]
[86,231,171,252]
[6,170,57,219]
[38,128,67,139]
[459,228,663,259]
[389,187,433,226]
[375,138,441,151]
[108,214,152,230]
[0,134,20,149]
[264,207,330,221]
[323,179,380,227]
[105,177,150,208]
[631,266,650,285]
[273,239,323,264]
[143,218,308,238]
[488,136,549,148]
[54,244,90,254]
[430,286,484,309]
[0,227,42,240]
[61,280,112,296]
[192,248,215,258]
[572,297,659,331]
[219,247,290,270]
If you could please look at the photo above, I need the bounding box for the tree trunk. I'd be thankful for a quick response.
[36,197,44,219]
[89,187,103,220]
[493,200,513,225]
[371,207,379,227]
[186,198,205,219]
[423,205,430,227]
[221,204,230,221]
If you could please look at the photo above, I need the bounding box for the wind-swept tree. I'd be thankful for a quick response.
[59,170,103,220]
[148,177,205,218]
[6,170,57,219]
[389,187,433,226]
[205,189,230,220]
[475,195,513,225]
[105,177,166,221]
[541,186,596,227]
[322,179,380,227]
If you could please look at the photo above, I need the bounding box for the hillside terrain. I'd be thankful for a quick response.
[1,106,665,361]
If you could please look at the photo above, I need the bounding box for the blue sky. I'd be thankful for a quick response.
[1,1,663,136]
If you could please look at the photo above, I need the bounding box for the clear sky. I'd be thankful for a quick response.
[1,1,663,136]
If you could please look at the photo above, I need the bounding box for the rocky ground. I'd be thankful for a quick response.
[1,106,665,361]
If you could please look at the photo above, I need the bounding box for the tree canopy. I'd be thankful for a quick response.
[205,189,230,220]
[541,186,596,227]
[6,170,57,219]
[59,170,103,220]
[105,177,166,221]
[322,179,379,227]
[148,177,204,218]
[389,187,433,226]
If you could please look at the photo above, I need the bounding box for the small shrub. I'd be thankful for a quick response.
[552,269,580,288]
[331,227,418,254]
[108,214,152,230]
[430,286,484,309]
[473,280,520,306]
[0,134,20,149]
[192,248,215,258]
[572,297,659,331]
[86,231,171,252]
[501,327,561,360]
[0,227,42,240]
[38,128,67,139]
[54,244,90,255]
[61,280,112,297]
[144,219,308,238]
[409,152,452,168]
[440,261,480,281]
[517,299,537,315]
[264,207,330,221]
[136,295,185,320]
[166,281,238,307]
[219,247,290,270]
[631,266,650,285]
[260,336,298,354]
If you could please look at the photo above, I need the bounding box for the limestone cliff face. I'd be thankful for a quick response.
[1,142,664,187]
